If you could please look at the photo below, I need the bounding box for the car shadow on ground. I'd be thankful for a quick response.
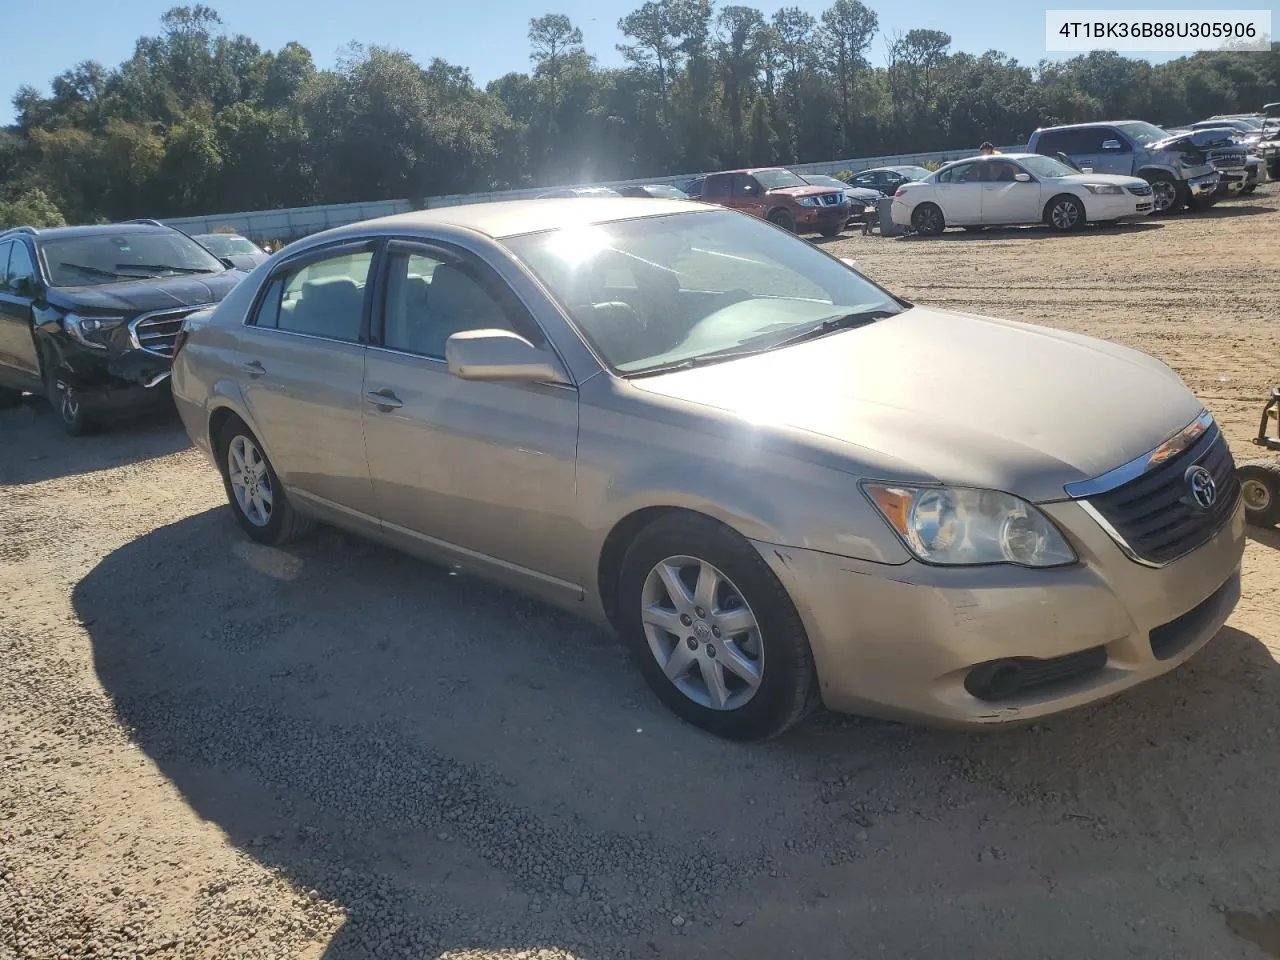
[1186,202,1278,219]
[892,221,1165,242]
[0,396,189,486]
[76,508,1280,959]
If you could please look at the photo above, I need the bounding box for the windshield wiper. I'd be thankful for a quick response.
[116,263,219,275]
[628,308,899,378]
[766,308,900,348]
[59,262,128,280]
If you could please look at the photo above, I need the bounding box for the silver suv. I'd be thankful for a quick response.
[1028,121,1224,214]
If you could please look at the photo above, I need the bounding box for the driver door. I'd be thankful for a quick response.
[932,161,983,223]
[979,160,1044,224]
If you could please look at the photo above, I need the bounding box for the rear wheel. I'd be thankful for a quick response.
[911,203,945,236]
[766,208,795,233]
[1045,194,1085,232]
[1239,461,1280,527]
[215,418,315,544]
[617,513,819,740]
[1142,171,1181,214]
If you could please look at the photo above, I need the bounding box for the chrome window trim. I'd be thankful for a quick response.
[364,342,577,392]
[1063,409,1215,499]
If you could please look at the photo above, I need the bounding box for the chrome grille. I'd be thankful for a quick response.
[1126,184,1153,196]
[1209,149,1248,170]
[130,305,214,357]
[818,193,843,206]
[1083,427,1239,566]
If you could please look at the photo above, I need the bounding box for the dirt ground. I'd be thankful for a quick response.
[3,190,1280,960]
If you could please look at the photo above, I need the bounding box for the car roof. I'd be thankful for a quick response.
[1034,120,1145,133]
[12,223,177,242]
[341,197,715,241]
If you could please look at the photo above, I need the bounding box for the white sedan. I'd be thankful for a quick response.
[891,153,1156,235]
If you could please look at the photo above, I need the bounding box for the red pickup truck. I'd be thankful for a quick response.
[697,168,851,237]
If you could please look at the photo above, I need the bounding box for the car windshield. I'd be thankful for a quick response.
[753,169,808,190]
[1018,155,1078,179]
[641,185,688,199]
[504,210,902,376]
[198,234,261,256]
[1114,121,1170,145]
[894,166,931,179]
[802,176,845,189]
[42,231,225,286]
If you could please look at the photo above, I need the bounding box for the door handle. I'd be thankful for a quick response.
[242,360,266,378]
[366,388,403,410]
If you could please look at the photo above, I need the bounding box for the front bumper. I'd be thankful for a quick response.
[1188,171,1222,197]
[796,203,852,231]
[1088,193,1153,220]
[754,497,1245,728]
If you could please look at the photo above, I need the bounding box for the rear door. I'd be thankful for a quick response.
[233,240,377,522]
[931,161,983,223]
[361,239,582,599]
[0,240,42,388]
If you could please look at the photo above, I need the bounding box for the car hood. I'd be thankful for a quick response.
[842,186,884,202]
[1150,129,1237,151]
[628,306,1202,503]
[771,185,844,199]
[1056,172,1148,188]
[48,271,243,313]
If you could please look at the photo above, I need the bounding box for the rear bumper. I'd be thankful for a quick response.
[753,497,1245,728]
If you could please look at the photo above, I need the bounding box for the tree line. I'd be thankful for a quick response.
[1,3,1278,228]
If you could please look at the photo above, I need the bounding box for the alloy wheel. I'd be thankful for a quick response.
[227,434,274,527]
[639,555,763,711]
[1050,199,1080,230]
[1150,180,1177,213]
[55,380,80,424]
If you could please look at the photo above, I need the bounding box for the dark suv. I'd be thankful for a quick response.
[0,222,244,433]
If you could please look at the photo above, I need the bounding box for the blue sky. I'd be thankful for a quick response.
[1,0,1264,125]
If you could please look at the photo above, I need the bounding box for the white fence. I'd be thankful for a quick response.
[160,144,1026,241]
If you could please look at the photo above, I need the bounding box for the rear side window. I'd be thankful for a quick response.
[731,174,759,198]
[703,175,731,200]
[1035,129,1082,155]
[0,241,10,289]
[251,249,372,342]
[936,162,980,183]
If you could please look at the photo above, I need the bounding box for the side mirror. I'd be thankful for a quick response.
[1013,172,1032,182]
[839,257,862,272]
[445,329,571,385]
[10,276,38,298]
[1101,139,1123,151]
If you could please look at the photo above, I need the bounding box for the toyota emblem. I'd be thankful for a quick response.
[1184,464,1217,510]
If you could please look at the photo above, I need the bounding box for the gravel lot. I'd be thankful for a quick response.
[3,192,1280,960]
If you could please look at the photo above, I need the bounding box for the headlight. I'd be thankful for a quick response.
[797,197,819,207]
[1081,183,1124,195]
[63,312,126,350]
[862,483,1077,568]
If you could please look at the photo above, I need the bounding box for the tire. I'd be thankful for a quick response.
[1142,171,1181,215]
[766,209,795,233]
[1045,194,1085,232]
[818,223,842,238]
[215,418,315,545]
[1241,184,1257,195]
[1239,461,1280,527]
[911,203,945,236]
[44,369,96,436]
[0,385,23,409]
[617,512,820,740]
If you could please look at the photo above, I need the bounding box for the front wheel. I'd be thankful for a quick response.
[1045,194,1085,232]
[618,513,819,740]
[1142,172,1181,215]
[45,373,95,435]
[911,203,945,236]
[1239,461,1280,527]
[767,209,795,233]
[216,419,315,544]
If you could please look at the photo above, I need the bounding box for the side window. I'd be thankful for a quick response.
[984,160,1021,182]
[937,162,978,184]
[1036,130,1081,155]
[1074,127,1107,153]
[382,250,517,359]
[0,242,10,290]
[703,176,731,200]
[7,242,36,291]
[731,174,759,198]
[253,250,372,342]
[852,174,875,188]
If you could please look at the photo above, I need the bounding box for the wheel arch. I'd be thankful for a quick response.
[1042,191,1086,224]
